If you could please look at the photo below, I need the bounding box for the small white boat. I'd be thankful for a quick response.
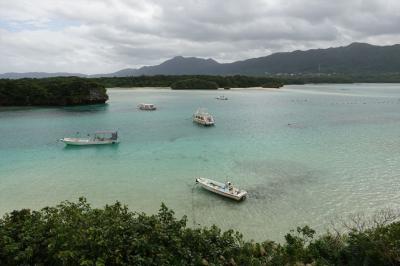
[138,103,156,111]
[216,95,228,100]
[60,131,119,146]
[195,177,247,201]
[193,108,215,126]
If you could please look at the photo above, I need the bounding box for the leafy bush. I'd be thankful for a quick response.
[0,198,399,265]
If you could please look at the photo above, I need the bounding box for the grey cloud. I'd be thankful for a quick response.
[0,0,400,73]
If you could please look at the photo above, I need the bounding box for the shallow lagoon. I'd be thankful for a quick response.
[1,84,400,241]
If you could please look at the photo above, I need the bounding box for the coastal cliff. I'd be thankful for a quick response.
[0,77,108,106]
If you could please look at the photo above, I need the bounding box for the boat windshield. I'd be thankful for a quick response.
[195,108,211,116]
[94,131,118,140]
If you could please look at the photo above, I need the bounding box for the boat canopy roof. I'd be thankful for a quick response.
[195,108,211,114]
[94,130,118,134]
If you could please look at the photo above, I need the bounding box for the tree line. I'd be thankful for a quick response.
[0,75,283,106]
[1,74,399,106]
[93,75,284,89]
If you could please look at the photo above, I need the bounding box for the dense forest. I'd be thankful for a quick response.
[171,78,219,90]
[2,73,400,106]
[93,75,284,89]
[0,77,108,106]
[86,73,400,88]
[269,73,400,84]
[0,75,284,106]
[0,198,398,265]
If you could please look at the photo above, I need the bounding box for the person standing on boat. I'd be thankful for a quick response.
[227,182,233,191]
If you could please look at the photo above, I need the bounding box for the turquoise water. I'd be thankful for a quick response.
[1,84,400,241]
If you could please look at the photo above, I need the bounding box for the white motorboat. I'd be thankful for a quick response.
[195,177,247,201]
[60,131,119,146]
[216,95,228,100]
[138,103,156,110]
[193,108,215,126]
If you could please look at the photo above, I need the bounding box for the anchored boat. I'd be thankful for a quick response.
[195,177,247,201]
[193,108,215,126]
[138,103,156,110]
[216,95,228,100]
[60,131,119,146]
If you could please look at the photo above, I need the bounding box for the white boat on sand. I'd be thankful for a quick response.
[138,103,156,110]
[195,177,247,201]
[193,108,215,126]
[60,131,119,146]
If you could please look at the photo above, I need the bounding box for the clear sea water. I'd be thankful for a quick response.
[1,84,400,241]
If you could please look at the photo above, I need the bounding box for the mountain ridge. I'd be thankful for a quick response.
[2,42,400,79]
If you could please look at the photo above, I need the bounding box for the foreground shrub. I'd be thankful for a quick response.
[0,198,399,265]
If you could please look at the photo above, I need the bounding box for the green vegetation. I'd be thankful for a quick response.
[0,75,283,106]
[0,77,108,106]
[0,198,399,265]
[269,73,400,85]
[171,78,219,90]
[92,75,284,89]
[90,73,400,88]
[1,73,399,106]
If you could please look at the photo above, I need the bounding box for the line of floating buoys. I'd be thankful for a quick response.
[328,101,399,105]
[290,99,309,102]
[291,99,400,105]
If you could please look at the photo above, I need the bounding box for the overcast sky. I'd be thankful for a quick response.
[1,0,399,74]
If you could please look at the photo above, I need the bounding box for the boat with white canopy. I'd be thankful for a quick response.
[138,103,156,110]
[60,131,119,146]
[195,177,247,201]
[193,108,215,126]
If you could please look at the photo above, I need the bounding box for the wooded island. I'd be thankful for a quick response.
[0,75,284,106]
[0,77,108,106]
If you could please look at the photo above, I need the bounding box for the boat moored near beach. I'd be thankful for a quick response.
[216,95,228,100]
[193,108,215,126]
[195,177,247,201]
[60,131,119,146]
[138,103,156,110]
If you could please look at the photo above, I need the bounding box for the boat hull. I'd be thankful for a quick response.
[60,138,119,146]
[138,104,156,110]
[193,118,214,126]
[196,178,247,201]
